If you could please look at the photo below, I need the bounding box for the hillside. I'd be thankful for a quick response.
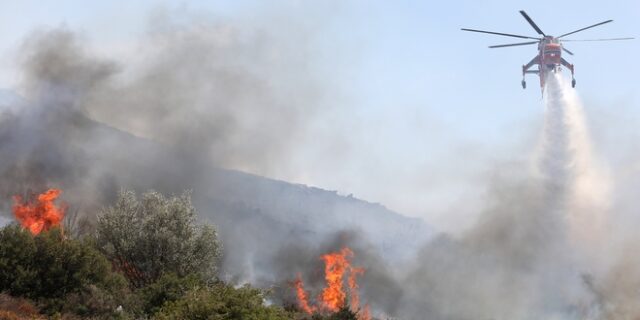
[0,94,433,282]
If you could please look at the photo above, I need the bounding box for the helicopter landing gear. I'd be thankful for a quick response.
[521,80,526,89]
[571,78,576,88]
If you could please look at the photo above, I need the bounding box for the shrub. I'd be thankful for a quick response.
[0,224,37,297]
[96,190,221,287]
[0,224,129,316]
[0,294,42,320]
[155,283,293,320]
[139,273,204,316]
[60,273,139,319]
[311,307,359,320]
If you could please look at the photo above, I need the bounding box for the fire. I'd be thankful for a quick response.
[348,266,365,311]
[294,274,317,314]
[320,247,352,311]
[294,247,370,320]
[12,189,65,235]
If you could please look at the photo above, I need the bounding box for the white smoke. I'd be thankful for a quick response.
[398,72,615,319]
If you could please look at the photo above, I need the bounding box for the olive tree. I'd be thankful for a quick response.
[96,190,221,287]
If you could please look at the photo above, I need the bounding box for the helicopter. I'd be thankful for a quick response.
[462,10,633,94]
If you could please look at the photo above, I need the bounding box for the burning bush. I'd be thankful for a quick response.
[12,189,65,235]
[294,248,370,320]
[96,190,221,287]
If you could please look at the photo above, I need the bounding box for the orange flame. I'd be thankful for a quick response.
[359,305,371,320]
[12,189,65,235]
[348,266,365,311]
[294,247,370,320]
[294,274,317,314]
[320,247,352,312]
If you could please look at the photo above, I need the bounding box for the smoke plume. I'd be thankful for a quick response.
[387,73,617,320]
[0,10,329,219]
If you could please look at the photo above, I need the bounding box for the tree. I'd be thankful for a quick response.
[96,190,221,287]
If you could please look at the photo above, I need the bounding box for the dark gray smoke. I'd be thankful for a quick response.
[0,7,332,216]
[19,16,324,173]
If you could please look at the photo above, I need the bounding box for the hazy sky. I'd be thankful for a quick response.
[1,0,638,232]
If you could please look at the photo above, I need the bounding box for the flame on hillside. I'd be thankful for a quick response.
[294,247,370,320]
[12,189,65,235]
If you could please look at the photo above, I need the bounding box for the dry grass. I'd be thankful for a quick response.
[0,294,43,319]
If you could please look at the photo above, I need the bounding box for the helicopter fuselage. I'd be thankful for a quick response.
[522,36,575,93]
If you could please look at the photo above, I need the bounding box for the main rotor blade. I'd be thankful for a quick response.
[561,37,634,42]
[461,28,541,40]
[562,47,574,55]
[558,20,613,38]
[489,41,539,48]
[519,10,546,36]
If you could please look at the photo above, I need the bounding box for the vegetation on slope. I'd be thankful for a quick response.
[0,189,361,320]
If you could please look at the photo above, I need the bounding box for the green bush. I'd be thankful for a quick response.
[139,273,205,316]
[155,283,293,320]
[96,190,221,287]
[0,224,129,316]
[0,224,38,297]
[311,307,359,320]
[60,272,139,319]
